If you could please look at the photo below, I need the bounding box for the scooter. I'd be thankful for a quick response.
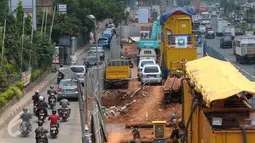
[19,121,31,137]
[50,124,59,138]
[38,109,46,122]
[58,108,70,122]
[57,71,64,84]
[37,134,48,143]
[48,93,56,109]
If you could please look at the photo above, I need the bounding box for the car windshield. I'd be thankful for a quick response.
[99,38,107,41]
[85,56,97,62]
[141,61,155,67]
[223,36,232,41]
[90,47,102,51]
[144,66,159,73]
[59,80,77,87]
[70,67,84,73]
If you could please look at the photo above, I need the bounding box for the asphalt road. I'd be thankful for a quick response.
[205,16,255,81]
[0,34,114,143]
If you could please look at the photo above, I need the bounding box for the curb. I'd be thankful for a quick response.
[0,73,58,130]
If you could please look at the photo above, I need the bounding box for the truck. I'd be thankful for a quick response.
[222,25,235,39]
[184,56,255,143]
[216,20,228,36]
[233,35,255,64]
[104,59,131,89]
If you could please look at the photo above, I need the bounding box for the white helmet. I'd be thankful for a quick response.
[39,96,44,101]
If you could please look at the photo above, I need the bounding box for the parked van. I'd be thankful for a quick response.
[141,64,162,85]
[139,49,157,61]
[137,59,156,79]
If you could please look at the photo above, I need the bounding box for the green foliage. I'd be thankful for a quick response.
[0,85,22,107]
[16,81,24,89]
[31,69,42,82]
[0,68,9,89]
[51,0,127,43]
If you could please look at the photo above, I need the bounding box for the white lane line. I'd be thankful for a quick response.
[226,57,255,79]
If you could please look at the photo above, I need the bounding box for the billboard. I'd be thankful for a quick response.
[10,0,36,29]
[138,8,149,24]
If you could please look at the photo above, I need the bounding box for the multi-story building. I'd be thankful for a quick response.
[37,0,52,14]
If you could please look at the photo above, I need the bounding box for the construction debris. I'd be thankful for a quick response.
[125,123,172,128]
[163,76,182,92]
[105,103,132,119]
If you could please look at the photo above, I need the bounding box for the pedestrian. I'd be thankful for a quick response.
[132,128,140,139]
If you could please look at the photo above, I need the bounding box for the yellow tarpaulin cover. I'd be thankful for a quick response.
[185,56,255,107]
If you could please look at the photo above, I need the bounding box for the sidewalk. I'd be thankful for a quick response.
[0,46,87,129]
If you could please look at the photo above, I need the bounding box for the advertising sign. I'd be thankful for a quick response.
[138,8,148,24]
[58,4,67,14]
[175,36,187,48]
[10,0,36,29]
[21,68,32,86]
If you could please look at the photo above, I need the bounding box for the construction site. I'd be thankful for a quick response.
[100,6,255,143]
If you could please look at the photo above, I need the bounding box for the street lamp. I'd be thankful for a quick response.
[86,15,101,102]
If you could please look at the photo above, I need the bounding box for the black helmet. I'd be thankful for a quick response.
[52,109,57,114]
[38,120,43,126]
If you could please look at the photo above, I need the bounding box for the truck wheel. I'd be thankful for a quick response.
[104,81,108,89]
[123,82,129,89]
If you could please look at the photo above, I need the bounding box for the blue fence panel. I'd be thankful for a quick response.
[203,41,227,61]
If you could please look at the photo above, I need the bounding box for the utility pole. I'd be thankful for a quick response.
[49,6,56,41]
[41,10,45,35]
[29,23,33,68]
[44,10,48,36]
[1,18,6,67]
[21,16,25,74]
[94,19,101,104]
[76,77,87,143]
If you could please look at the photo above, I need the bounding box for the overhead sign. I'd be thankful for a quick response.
[10,0,36,29]
[58,4,67,14]
[138,8,148,24]
[175,36,187,48]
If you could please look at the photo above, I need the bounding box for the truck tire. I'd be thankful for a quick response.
[104,81,108,89]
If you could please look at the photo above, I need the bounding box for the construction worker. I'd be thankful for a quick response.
[132,128,140,139]
[170,114,179,142]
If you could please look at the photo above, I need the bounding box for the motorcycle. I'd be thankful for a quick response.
[50,124,59,138]
[48,93,56,109]
[19,121,31,137]
[37,135,48,143]
[38,109,46,122]
[57,72,64,84]
[58,108,70,122]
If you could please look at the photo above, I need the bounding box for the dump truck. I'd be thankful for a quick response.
[183,56,255,143]
[104,59,131,89]
[159,7,197,103]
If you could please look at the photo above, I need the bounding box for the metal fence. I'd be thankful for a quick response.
[203,41,227,61]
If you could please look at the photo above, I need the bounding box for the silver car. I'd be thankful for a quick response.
[138,59,156,78]
[141,64,162,85]
[57,79,79,100]
[70,65,86,84]
[89,46,105,59]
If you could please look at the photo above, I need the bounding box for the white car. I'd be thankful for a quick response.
[70,65,87,85]
[141,64,162,85]
[137,59,156,79]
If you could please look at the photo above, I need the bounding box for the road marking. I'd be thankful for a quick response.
[225,58,255,79]
[7,112,22,137]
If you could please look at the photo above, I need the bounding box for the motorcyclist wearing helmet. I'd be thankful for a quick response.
[20,108,32,131]
[37,96,48,116]
[47,85,57,95]
[35,121,48,143]
[48,109,60,128]
[58,98,71,117]
[47,85,57,104]
[32,90,40,105]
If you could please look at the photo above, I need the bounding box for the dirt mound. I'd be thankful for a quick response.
[107,86,182,124]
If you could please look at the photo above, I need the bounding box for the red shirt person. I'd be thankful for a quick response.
[48,109,60,125]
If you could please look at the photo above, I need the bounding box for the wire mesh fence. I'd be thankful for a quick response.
[203,41,227,61]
